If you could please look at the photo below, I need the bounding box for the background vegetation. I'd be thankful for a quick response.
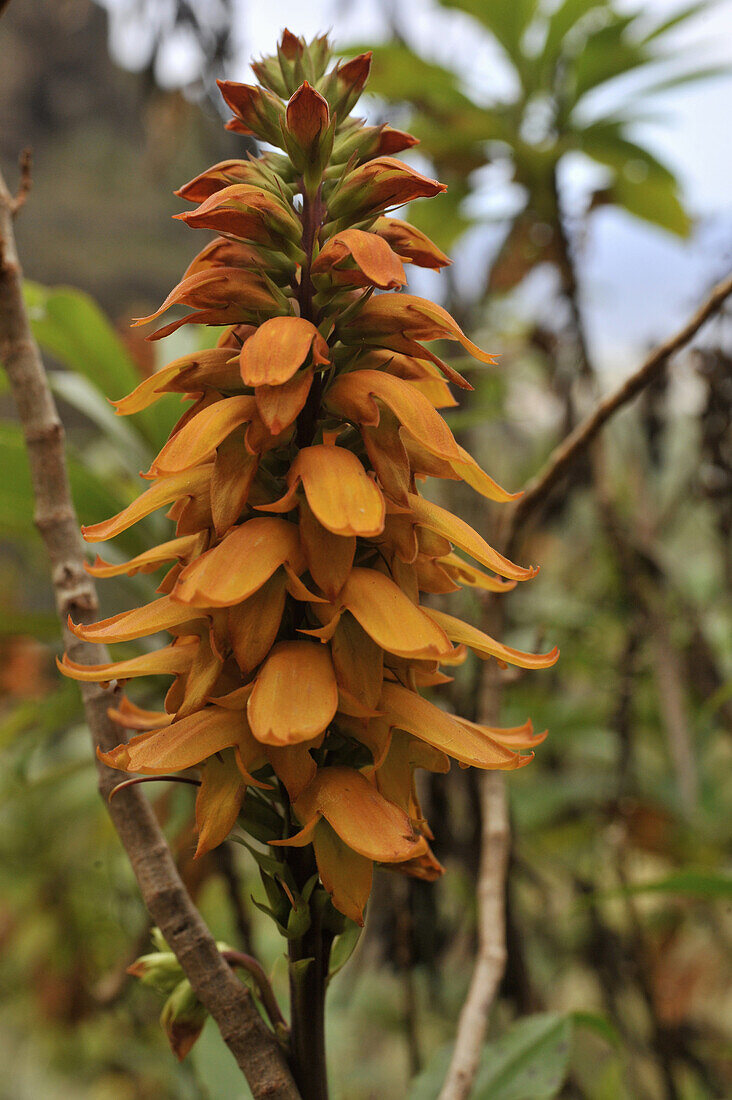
[0,2,730,1097]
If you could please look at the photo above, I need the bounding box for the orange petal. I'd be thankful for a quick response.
[69,595,203,644]
[325,369,460,464]
[98,706,249,774]
[175,626,224,720]
[255,368,313,435]
[380,681,529,770]
[291,445,385,537]
[151,396,257,475]
[85,533,206,578]
[173,518,303,608]
[407,493,537,582]
[111,349,234,415]
[424,608,560,670]
[376,729,449,815]
[195,749,247,857]
[266,743,317,803]
[345,294,497,364]
[451,445,522,504]
[293,766,423,863]
[440,552,517,593]
[239,316,329,386]
[337,567,452,660]
[82,467,212,543]
[59,641,197,684]
[298,502,355,601]
[108,697,172,732]
[362,407,411,504]
[313,228,406,289]
[331,612,384,714]
[210,432,258,536]
[312,818,372,925]
[247,640,338,746]
[374,217,451,269]
[228,571,287,675]
[456,716,548,750]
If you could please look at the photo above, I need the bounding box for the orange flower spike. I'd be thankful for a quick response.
[60,32,557,930]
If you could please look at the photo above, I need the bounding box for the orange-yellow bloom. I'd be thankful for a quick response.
[61,31,556,928]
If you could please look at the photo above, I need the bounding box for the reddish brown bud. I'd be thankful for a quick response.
[216,81,285,146]
[286,82,330,150]
[280,28,304,60]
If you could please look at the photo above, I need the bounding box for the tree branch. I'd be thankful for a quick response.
[506,271,732,541]
[438,647,509,1100]
[0,162,300,1100]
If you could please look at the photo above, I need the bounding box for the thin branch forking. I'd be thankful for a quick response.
[506,270,732,543]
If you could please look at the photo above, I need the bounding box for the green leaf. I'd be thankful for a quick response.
[436,0,540,72]
[409,1014,573,1100]
[574,121,677,185]
[472,1014,573,1100]
[23,281,172,448]
[49,371,151,476]
[342,42,472,113]
[639,1,711,45]
[540,0,607,71]
[328,919,363,981]
[570,17,650,103]
[24,282,140,401]
[570,1011,622,1049]
[609,172,691,237]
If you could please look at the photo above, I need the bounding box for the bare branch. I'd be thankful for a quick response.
[10,148,32,215]
[0,163,300,1100]
[438,656,509,1100]
[507,271,732,540]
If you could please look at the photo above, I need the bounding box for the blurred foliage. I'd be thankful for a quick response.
[348,0,724,276]
[1,2,731,1099]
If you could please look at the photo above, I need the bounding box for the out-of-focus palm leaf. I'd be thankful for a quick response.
[607,173,691,237]
[436,0,541,73]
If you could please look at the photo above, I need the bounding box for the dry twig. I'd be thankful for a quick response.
[438,653,509,1100]
[506,271,732,543]
[0,163,300,1100]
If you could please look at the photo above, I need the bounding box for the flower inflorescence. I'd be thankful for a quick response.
[60,30,558,925]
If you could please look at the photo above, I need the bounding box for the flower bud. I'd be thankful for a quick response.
[160,978,208,1061]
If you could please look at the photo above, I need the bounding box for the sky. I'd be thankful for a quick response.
[105,0,732,370]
